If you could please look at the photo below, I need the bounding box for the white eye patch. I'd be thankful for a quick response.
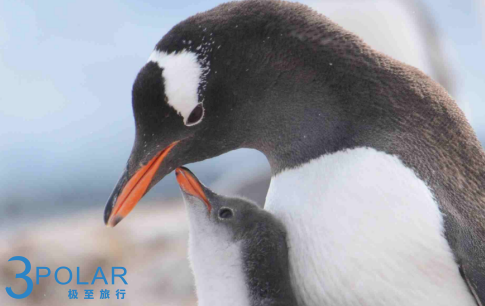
[148,50,204,125]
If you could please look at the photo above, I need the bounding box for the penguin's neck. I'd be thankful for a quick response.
[264,147,476,306]
[237,32,477,180]
[248,55,485,244]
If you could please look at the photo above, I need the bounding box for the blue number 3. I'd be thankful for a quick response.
[5,256,33,299]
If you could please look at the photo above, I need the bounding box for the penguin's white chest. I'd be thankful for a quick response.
[265,147,475,306]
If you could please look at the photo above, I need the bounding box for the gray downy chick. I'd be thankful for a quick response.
[175,167,297,306]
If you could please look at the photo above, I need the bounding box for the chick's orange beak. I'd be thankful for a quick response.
[175,167,212,212]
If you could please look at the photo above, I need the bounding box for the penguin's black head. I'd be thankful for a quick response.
[104,1,297,227]
[104,0,352,226]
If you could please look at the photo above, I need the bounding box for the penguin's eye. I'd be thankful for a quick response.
[218,208,234,219]
[185,104,204,126]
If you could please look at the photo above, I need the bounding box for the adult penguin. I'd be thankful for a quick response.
[104,1,485,305]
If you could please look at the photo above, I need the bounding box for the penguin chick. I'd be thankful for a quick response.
[175,167,297,306]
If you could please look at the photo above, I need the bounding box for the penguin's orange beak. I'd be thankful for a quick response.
[105,141,179,227]
[175,167,212,212]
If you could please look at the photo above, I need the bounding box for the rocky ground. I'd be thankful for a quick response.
[0,200,197,305]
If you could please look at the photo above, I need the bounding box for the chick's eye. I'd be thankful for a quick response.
[218,208,234,219]
[186,104,204,126]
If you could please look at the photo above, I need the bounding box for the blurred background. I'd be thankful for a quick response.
[1,0,484,304]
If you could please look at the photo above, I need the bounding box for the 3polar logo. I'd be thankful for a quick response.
[5,256,128,299]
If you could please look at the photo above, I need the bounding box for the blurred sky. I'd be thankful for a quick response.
[0,0,484,224]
